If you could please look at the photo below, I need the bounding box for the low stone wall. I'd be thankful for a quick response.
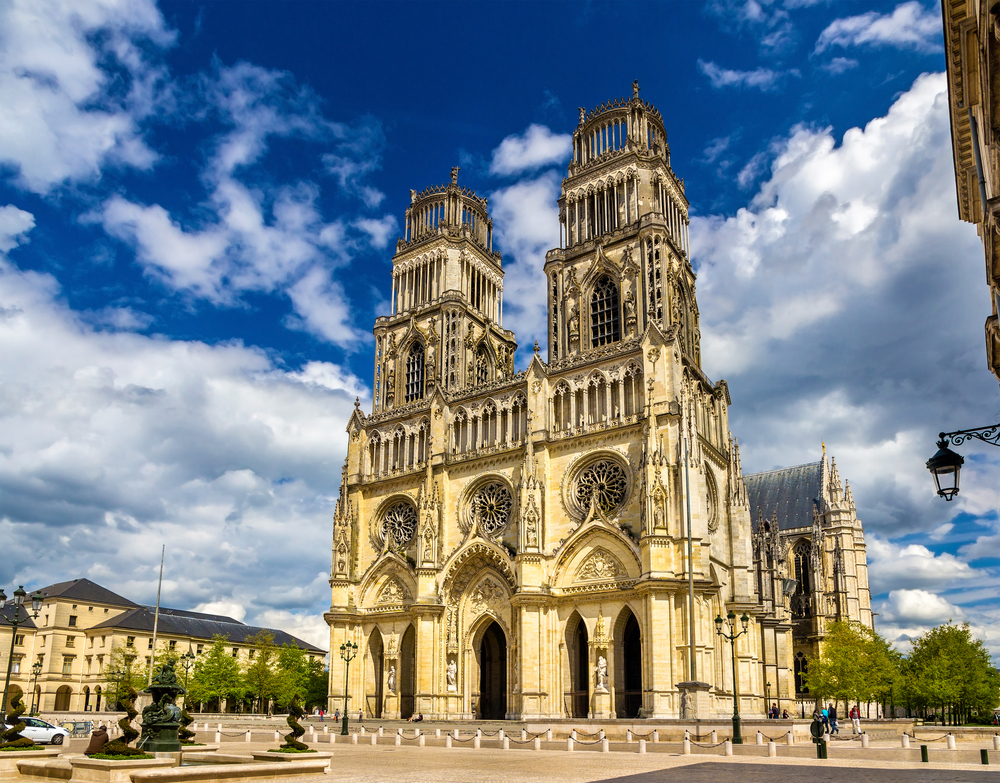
[0,748,62,777]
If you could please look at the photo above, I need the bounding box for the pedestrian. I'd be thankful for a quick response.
[319,709,324,722]
[820,706,829,732]
[782,709,789,720]
[828,703,839,734]
[84,724,109,755]
[769,703,778,719]
[358,709,363,721]
[333,708,340,721]
[850,704,861,734]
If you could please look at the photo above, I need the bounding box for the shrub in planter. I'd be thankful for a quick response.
[0,694,34,750]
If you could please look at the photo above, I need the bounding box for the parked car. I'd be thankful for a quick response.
[2,717,70,745]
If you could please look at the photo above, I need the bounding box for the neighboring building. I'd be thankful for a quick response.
[326,83,859,721]
[0,578,324,714]
[943,0,1000,383]
[744,449,874,712]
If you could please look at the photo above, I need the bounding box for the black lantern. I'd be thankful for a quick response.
[926,438,964,501]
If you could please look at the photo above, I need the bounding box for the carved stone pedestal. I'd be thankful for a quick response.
[383,694,399,720]
[592,689,612,720]
[676,681,712,720]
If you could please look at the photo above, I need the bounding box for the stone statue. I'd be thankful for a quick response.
[422,527,433,561]
[625,291,636,318]
[451,167,459,185]
[385,368,395,407]
[387,665,396,692]
[525,512,538,547]
[447,659,457,692]
[595,655,608,690]
[632,80,640,99]
[567,304,579,342]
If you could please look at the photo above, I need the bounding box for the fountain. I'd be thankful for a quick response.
[135,660,184,755]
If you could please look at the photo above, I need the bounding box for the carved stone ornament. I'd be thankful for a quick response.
[469,577,506,615]
[577,549,626,581]
[381,502,418,547]
[471,481,513,537]
[376,577,411,605]
[575,459,629,516]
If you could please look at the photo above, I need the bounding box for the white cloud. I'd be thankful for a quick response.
[698,60,795,91]
[490,124,572,176]
[0,0,174,194]
[0,205,35,252]
[814,1,941,54]
[693,71,1000,541]
[822,57,859,74]
[490,171,562,361]
[703,136,732,164]
[0,236,362,638]
[93,62,387,347]
[194,601,247,623]
[879,589,962,625]
[866,536,980,595]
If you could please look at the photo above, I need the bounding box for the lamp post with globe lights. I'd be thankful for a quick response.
[715,610,750,744]
[0,586,44,723]
[29,660,42,715]
[339,641,358,736]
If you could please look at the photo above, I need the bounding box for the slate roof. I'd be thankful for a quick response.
[0,604,38,629]
[36,578,139,608]
[744,460,824,531]
[89,606,325,653]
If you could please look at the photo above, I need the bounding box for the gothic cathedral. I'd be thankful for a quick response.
[327,83,873,721]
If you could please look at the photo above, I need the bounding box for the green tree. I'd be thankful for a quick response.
[273,644,309,711]
[906,622,1000,725]
[187,635,244,711]
[302,657,329,711]
[802,621,898,710]
[101,645,145,710]
[243,631,279,714]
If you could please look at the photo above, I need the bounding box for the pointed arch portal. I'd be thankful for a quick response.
[478,621,507,720]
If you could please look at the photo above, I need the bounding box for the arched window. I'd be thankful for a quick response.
[792,543,812,619]
[476,345,491,385]
[590,275,621,347]
[405,343,424,403]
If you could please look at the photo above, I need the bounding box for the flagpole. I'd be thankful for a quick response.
[148,545,165,685]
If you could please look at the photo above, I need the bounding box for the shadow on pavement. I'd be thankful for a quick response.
[591,761,999,782]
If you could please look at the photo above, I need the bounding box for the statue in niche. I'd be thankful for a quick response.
[446,659,457,692]
[385,367,395,407]
[625,291,636,319]
[653,502,664,530]
[386,332,396,357]
[595,656,608,691]
[422,527,433,562]
[567,303,580,344]
[387,665,396,692]
[525,510,538,548]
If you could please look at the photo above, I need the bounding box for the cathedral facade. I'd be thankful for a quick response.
[326,84,871,721]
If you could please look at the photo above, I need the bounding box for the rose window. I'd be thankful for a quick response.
[382,502,417,547]
[472,482,513,536]
[575,459,628,515]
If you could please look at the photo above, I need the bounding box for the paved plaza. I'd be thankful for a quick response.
[20,732,996,783]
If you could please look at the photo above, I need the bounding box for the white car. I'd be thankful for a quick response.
[2,717,70,745]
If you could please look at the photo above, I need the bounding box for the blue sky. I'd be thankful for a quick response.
[1,0,997,657]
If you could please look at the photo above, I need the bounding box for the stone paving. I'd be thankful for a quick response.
[19,731,996,783]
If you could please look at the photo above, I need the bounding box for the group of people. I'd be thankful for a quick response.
[813,703,864,734]
[766,704,790,719]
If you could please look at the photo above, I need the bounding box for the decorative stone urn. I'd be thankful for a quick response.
[135,661,185,753]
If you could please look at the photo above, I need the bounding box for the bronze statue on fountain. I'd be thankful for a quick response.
[135,660,185,753]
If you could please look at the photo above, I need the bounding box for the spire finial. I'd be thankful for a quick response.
[533,340,540,355]
[632,80,640,99]
[822,441,826,455]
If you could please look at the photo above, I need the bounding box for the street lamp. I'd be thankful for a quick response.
[927,425,1000,500]
[715,610,750,744]
[765,681,771,717]
[179,651,195,707]
[29,661,42,715]
[887,678,894,721]
[339,640,358,736]
[0,586,43,723]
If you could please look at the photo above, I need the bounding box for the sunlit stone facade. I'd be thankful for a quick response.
[326,83,871,721]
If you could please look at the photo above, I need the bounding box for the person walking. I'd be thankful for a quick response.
[820,706,829,733]
[828,703,839,734]
[850,704,861,734]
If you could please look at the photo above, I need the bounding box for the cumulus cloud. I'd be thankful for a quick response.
[0,0,174,194]
[0,230,364,642]
[0,205,35,252]
[814,1,942,54]
[698,60,797,91]
[821,57,859,74]
[879,589,962,625]
[693,72,1000,538]
[866,536,981,595]
[490,171,562,361]
[490,124,572,176]
[94,61,384,347]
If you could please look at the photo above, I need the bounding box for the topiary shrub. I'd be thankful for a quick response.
[100,685,147,758]
[178,707,195,744]
[1,694,34,749]
[280,696,308,751]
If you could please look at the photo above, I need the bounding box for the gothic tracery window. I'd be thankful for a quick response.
[405,342,425,402]
[575,459,628,515]
[382,502,417,548]
[792,543,812,619]
[590,275,621,347]
[471,482,513,536]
